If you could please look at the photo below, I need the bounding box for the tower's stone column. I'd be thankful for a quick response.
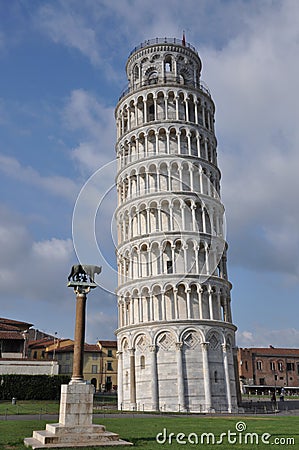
[149,345,159,411]
[176,342,186,411]
[201,342,211,411]
[222,344,232,413]
[129,348,136,409]
[117,351,123,409]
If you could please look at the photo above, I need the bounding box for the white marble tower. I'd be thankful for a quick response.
[115,37,238,413]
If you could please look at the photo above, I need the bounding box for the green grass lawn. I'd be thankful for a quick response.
[0,415,298,449]
[0,399,118,416]
[0,400,60,416]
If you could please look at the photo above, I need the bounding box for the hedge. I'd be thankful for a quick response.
[0,374,71,400]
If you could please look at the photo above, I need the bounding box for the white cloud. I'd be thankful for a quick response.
[35,3,100,66]
[237,327,299,348]
[0,203,117,340]
[0,154,78,201]
[199,1,299,279]
[0,204,75,300]
[63,89,116,172]
[86,304,117,342]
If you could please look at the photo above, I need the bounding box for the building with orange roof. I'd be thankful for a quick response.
[0,318,59,375]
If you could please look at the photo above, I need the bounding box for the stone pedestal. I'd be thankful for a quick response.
[24,383,132,448]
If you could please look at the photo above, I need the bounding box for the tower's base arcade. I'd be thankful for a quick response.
[116,322,238,413]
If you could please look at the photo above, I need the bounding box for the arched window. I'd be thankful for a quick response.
[164,56,172,72]
[148,70,158,85]
[134,65,139,82]
[91,378,97,390]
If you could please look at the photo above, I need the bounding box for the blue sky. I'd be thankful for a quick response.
[0,0,299,347]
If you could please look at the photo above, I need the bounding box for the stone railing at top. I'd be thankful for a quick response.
[128,37,198,57]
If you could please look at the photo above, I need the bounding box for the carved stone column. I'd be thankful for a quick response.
[201,342,211,411]
[176,342,185,411]
[129,348,136,408]
[116,351,123,409]
[149,345,158,410]
[222,344,232,413]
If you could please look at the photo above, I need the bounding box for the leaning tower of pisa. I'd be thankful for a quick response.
[115,37,239,413]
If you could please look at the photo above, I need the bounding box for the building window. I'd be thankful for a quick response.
[91,378,97,390]
[214,371,218,383]
[92,365,98,374]
[278,362,283,371]
[92,353,98,360]
[33,351,37,359]
[287,362,295,371]
[274,375,278,381]
[297,364,299,375]
[106,376,112,391]
[256,361,263,371]
[107,361,113,371]
[108,349,113,357]
[61,365,70,374]
[165,56,172,72]
[167,260,173,273]
[140,355,145,369]
[245,361,248,371]
[66,353,70,361]
[259,378,265,385]
[270,361,275,371]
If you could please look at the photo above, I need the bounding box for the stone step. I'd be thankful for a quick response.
[46,423,106,435]
[32,429,121,445]
[24,436,133,449]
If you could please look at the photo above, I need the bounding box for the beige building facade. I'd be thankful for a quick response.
[238,347,299,395]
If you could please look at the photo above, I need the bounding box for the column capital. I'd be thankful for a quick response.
[222,343,231,352]
[129,348,135,356]
[175,342,183,351]
[116,351,123,359]
[149,344,157,353]
[201,341,209,351]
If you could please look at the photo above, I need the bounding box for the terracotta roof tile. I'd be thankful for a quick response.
[0,317,33,329]
[27,338,54,348]
[240,347,299,357]
[97,340,117,347]
[0,331,24,340]
[55,343,102,353]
